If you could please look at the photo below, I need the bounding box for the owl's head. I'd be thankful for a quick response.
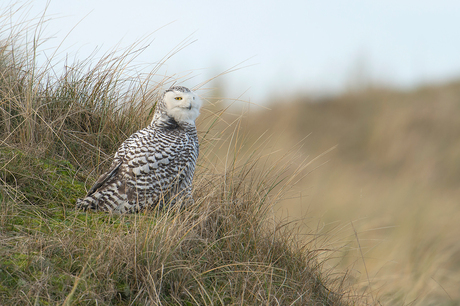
[160,86,201,125]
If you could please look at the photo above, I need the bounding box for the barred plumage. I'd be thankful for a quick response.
[76,86,201,213]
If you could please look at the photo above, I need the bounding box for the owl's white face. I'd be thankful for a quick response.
[163,89,202,124]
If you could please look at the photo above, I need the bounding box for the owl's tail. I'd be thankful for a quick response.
[75,197,97,211]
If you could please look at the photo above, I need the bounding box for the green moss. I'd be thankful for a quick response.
[0,253,31,295]
[0,147,87,208]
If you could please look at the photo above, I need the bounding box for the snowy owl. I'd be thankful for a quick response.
[76,86,201,213]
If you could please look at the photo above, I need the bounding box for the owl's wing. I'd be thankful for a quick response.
[85,128,144,197]
[85,161,122,197]
[84,128,150,197]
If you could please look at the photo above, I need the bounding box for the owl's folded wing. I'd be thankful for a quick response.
[85,161,122,196]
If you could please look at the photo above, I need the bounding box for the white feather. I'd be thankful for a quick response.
[163,90,202,124]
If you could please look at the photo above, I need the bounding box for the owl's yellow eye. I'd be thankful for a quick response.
[174,97,183,100]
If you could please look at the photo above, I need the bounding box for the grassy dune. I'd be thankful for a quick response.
[244,85,460,305]
[0,9,356,305]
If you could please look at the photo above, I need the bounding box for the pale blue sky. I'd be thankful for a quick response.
[5,0,460,102]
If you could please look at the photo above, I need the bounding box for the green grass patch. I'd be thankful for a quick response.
[0,147,86,208]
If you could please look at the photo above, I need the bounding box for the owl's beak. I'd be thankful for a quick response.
[181,103,192,110]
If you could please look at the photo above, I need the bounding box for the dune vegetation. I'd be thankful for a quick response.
[4,4,458,305]
[0,7,359,306]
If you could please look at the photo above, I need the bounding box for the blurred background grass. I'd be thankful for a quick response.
[228,82,460,304]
